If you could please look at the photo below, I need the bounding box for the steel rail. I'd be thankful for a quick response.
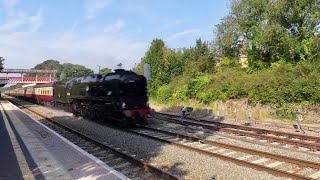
[156,112,320,142]
[154,113,320,151]
[125,128,313,180]
[142,126,320,170]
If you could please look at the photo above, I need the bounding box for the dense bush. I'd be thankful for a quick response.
[154,62,320,106]
[156,85,173,103]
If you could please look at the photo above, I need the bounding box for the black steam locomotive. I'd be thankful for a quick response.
[6,69,150,126]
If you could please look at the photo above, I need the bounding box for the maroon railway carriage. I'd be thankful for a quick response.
[25,86,35,99]
[5,83,54,105]
[7,88,25,97]
[33,83,54,105]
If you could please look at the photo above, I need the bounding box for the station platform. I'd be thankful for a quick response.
[0,98,128,180]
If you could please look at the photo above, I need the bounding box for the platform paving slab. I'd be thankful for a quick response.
[0,99,128,180]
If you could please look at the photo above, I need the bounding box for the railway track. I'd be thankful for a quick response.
[230,119,320,133]
[153,112,320,152]
[126,126,320,180]
[8,97,320,179]
[9,100,181,180]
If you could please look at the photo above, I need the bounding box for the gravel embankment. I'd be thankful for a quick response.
[6,97,291,180]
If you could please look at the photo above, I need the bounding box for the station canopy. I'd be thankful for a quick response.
[0,69,57,74]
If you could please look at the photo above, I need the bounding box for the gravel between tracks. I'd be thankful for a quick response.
[8,97,304,180]
[149,118,320,163]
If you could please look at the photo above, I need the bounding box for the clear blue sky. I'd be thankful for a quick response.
[0,0,230,72]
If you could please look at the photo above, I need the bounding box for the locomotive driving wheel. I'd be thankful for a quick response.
[80,105,88,118]
[71,101,81,116]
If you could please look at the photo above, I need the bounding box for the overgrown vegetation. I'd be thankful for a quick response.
[152,61,320,105]
[134,0,320,119]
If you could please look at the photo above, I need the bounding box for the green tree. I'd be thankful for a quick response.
[137,39,166,95]
[0,57,5,70]
[33,59,61,70]
[165,48,185,78]
[214,0,320,70]
[32,59,62,77]
[60,64,93,80]
[191,39,216,73]
[181,39,216,74]
[135,38,216,96]
[99,67,112,74]
[32,60,94,81]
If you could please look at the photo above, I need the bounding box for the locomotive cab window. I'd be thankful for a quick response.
[82,75,98,82]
